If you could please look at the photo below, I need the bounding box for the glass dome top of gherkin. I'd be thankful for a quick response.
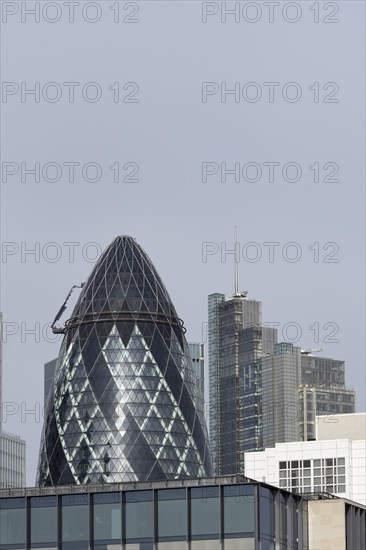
[38,236,212,486]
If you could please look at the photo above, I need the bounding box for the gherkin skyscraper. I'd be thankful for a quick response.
[38,236,212,486]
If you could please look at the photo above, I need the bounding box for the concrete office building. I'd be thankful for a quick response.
[299,355,355,441]
[0,433,26,489]
[244,413,366,506]
[262,346,356,447]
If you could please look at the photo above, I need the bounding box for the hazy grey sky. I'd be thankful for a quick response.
[1,1,365,484]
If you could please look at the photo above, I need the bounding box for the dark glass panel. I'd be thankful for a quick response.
[30,496,57,545]
[0,499,25,546]
[191,487,219,539]
[223,485,255,536]
[61,495,88,547]
[125,490,153,542]
[259,487,274,538]
[93,492,121,542]
[158,488,186,540]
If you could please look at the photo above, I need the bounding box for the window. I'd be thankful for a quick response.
[279,493,287,545]
[30,496,57,546]
[259,487,274,539]
[157,488,186,541]
[0,498,25,546]
[61,494,89,549]
[125,490,153,542]
[93,492,121,544]
[223,485,255,537]
[191,486,219,539]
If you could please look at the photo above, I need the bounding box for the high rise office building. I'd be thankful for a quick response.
[261,342,302,449]
[0,313,26,488]
[38,236,212,486]
[0,432,26,489]
[208,292,277,474]
[209,291,356,474]
[298,354,355,441]
[188,342,205,406]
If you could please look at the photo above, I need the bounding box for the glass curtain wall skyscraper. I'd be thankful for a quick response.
[208,293,277,475]
[208,292,355,475]
[188,342,205,407]
[38,236,212,486]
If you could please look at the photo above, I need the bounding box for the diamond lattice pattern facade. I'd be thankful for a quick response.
[37,236,212,486]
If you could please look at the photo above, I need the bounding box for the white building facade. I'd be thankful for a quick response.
[244,413,366,506]
[0,432,26,489]
[0,314,27,488]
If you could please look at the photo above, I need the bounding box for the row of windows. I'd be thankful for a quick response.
[279,458,345,470]
[279,458,346,495]
[0,485,255,548]
[0,484,306,549]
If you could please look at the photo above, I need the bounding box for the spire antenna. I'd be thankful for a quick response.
[234,226,239,296]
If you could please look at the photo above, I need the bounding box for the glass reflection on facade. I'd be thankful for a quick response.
[37,236,212,485]
[191,486,220,539]
[30,496,57,547]
[93,492,121,546]
[0,477,313,550]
